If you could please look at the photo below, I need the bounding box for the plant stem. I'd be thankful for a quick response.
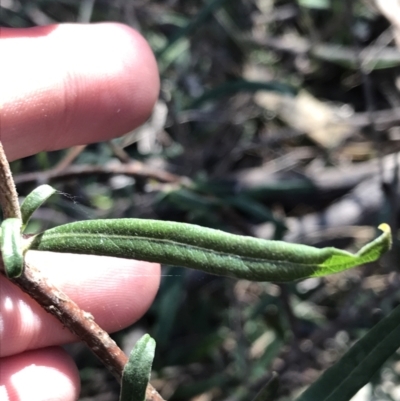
[0,141,21,219]
[14,159,189,186]
[0,142,165,401]
[4,261,164,400]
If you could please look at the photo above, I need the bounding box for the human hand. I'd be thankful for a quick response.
[0,23,160,401]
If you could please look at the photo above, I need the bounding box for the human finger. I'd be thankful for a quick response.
[0,346,80,401]
[0,23,159,160]
[1,250,160,357]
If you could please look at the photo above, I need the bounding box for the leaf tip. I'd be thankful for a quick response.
[378,223,391,234]
[378,223,392,250]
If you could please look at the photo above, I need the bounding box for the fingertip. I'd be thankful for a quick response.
[0,347,80,401]
[111,23,160,126]
[79,22,160,130]
[27,251,162,331]
[1,23,160,160]
[0,252,161,356]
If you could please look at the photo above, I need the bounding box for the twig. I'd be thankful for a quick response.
[2,261,164,401]
[14,161,191,186]
[0,142,21,219]
[53,145,87,172]
[108,141,132,164]
[334,107,400,131]
[278,284,300,337]
[345,0,385,183]
[375,0,400,48]
[3,265,165,401]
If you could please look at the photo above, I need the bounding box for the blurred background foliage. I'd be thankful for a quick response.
[2,0,400,400]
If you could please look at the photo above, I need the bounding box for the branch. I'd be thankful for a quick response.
[14,160,190,186]
[0,142,21,219]
[2,261,164,401]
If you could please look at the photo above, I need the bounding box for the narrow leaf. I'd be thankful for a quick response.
[252,372,279,401]
[25,219,391,282]
[295,302,400,401]
[190,79,296,109]
[1,218,23,278]
[20,184,57,231]
[119,334,156,401]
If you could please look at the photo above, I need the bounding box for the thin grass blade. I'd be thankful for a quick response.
[295,303,400,401]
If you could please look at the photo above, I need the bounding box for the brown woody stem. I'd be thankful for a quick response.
[0,142,165,401]
[0,141,21,219]
[4,261,164,400]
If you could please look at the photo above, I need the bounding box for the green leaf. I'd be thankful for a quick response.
[224,194,286,233]
[298,0,330,10]
[252,372,279,401]
[152,266,185,348]
[156,0,229,60]
[295,302,400,401]
[119,334,156,401]
[312,44,400,70]
[189,79,296,109]
[25,219,391,282]
[1,218,23,278]
[164,188,221,212]
[20,184,57,231]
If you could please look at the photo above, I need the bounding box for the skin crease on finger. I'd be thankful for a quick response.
[0,23,160,160]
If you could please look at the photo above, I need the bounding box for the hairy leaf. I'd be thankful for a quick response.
[120,334,156,401]
[26,219,391,282]
[20,184,57,231]
[1,218,23,278]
